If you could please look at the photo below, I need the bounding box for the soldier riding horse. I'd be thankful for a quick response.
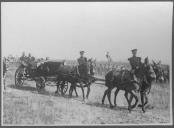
[102,49,156,112]
[55,51,97,102]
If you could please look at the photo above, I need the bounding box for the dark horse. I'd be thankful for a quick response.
[152,60,165,83]
[102,57,156,112]
[102,69,140,112]
[55,61,96,102]
[114,57,156,112]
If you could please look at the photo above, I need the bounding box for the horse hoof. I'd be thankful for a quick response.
[114,104,117,107]
[131,105,137,109]
[110,105,114,109]
[142,109,146,113]
[138,104,143,107]
[82,100,87,104]
[84,99,88,103]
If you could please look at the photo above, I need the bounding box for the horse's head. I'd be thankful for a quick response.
[143,57,156,82]
[87,58,96,75]
[152,60,164,82]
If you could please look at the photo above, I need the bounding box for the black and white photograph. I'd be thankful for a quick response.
[1,2,173,125]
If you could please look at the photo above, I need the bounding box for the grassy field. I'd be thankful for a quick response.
[2,63,172,125]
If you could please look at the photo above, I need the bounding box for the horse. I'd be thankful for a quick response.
[102,68,141,112]
[163,67,169,83]
[54,60,96,102]
[152,60,165,83]
[102,57,156,112]
[124,57,156,112]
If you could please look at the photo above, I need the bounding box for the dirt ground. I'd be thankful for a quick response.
[2,63,172,125]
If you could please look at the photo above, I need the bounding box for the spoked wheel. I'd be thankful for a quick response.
[59,81,68,96]
[35,77,45,92]
[15,66,25,86]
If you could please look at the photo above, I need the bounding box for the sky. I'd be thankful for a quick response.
[1,2,173,64]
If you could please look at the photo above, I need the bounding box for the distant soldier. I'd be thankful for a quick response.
[106,52,112,70]
[3,58,7,90]
[128,49,142,79]
[88,58,94,76]
[20,52,26,62]
[77,51,88,81]
[29,56,37,68]
[28,53,32,61]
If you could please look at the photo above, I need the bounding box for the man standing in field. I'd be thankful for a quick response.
[106,52,112,70]
[3,57,7,90]
[128,49,142,79]
[77,51,89,82]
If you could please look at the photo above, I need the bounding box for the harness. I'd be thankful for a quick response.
[76,65,80,76]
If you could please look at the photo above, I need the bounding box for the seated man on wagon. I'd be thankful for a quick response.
[20,53,37,76]
[77,51,89,83]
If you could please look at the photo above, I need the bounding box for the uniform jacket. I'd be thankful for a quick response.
[128,56,141,69]
[77,57,88,76]
[77,57,87,65]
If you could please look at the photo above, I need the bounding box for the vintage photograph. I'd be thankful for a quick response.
[1,2,173,125]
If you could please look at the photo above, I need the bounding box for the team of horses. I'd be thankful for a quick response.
[3,56,168,113]
[39,57,156,113]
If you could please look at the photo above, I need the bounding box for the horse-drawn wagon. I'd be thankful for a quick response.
[15,60,69,94]
[15,59,104,98]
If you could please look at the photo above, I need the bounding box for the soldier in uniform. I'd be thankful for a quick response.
[88,58,94,76]
[77,51,89,82]
[3,57,7,90]
[128,49,142,79]
[106,52,112,70]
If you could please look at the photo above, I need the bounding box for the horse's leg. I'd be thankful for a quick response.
[55,81,60,94]
[124,91,132,112]
[80,83,85,102]
[144,94,148,106]
[86,85,90,99]
[3,77,6,90]
[130,92,138,109]
[69,84,74,97]
[140,92,146,113]
[114,88,120,107]
[124,91,129,104]
[138,92,148,107]
[61,81,65,96]
[102,88,108,105]
[107,88,114,108]
[74,86,78,97]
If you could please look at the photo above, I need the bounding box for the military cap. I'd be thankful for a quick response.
[88,58,92,62]
[131,49,137,52]
[80,51,85,54]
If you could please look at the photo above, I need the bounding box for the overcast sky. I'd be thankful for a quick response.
[2,2,173,64]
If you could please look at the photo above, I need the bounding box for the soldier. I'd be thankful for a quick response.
[77,51,88,81]
[88,58,94,76]
[20,52,26,62]
[106,52,112,70]
[128,49,142,79]
[3,57,7,90]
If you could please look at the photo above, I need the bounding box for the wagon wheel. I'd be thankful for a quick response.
[36,77,45,92]
[59,81,68,96]
[15,66,25,86]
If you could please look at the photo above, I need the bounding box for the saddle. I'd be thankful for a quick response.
[112,69,133,84]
